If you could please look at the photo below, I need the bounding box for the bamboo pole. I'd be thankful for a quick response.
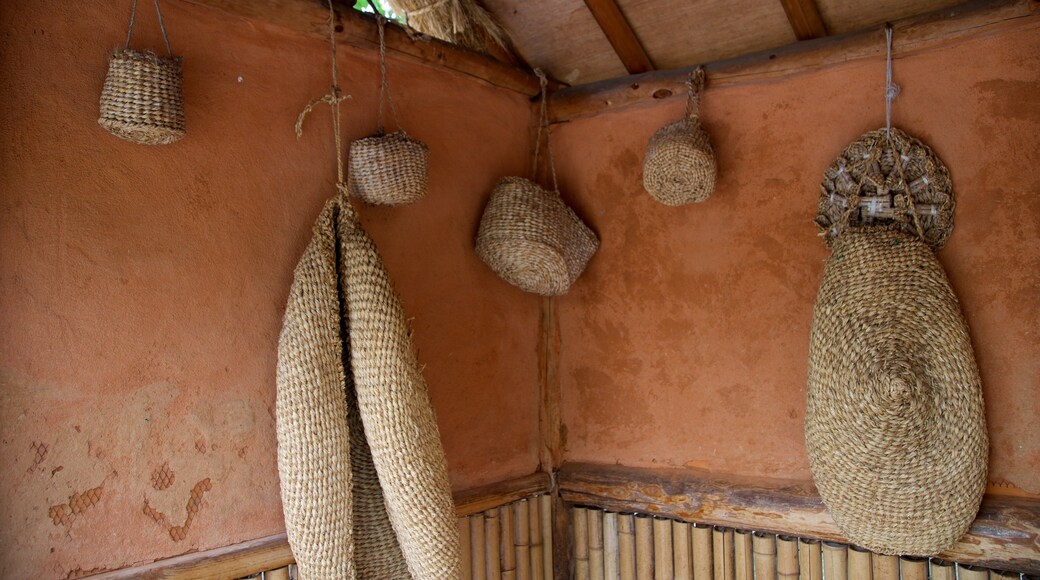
[848,546,871,580]
[529,500,544,580]
[501,505,517,580]
[752,532,778,580]
[653,518,673,580]
[619,514,637,580]
[590,509,606,580]
[734,531,754,580]
[673,521,693,580]
[990,570,1022,580]
[899,557,927,580]
[959,565,992,580]
[604,512,620,580]
[575,507,591,580]
[797,539,822,580]
[776,536,799,580]
[713,528,735,580]
[871,553,898,580]
[486,509,502,580]
[264,567,290,580]
[821,543,848,580]
[460,517,473,580]
[691,525,713,580]
[472,513,487,580]
[635,515,654,580]
[929,560,956,580]
[539,495,553,580]
[515,501,532,580]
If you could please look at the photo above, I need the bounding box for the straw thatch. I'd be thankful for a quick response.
[384,0,512,53]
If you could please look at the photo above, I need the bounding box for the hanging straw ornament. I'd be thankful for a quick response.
[475,70,599,296]
[642,67,717,206]
[805,25,987,557]
[347,16,430,206]
[98,0,185,145]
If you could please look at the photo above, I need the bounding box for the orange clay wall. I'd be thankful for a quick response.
[0,0,540,576]
[551,25,1040,496]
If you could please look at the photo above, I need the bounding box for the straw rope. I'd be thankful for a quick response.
[642,66,717,206]
[278,3,460,577]
[532,69,559,194]
[98,0,185,145]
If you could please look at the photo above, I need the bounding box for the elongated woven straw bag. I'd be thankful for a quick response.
[348,17,429,206]
[476,71,599,296]
[98,0,185,145]
[278,4,460,578]
[805,127,987,556]
[643,67,716,205]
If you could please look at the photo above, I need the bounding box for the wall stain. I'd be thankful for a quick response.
[143,478,213,541]
[48,482,106,527]
[28,441,49,473]
[150,463,175,491]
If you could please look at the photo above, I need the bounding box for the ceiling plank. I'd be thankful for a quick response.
[779,0,829,40]
[581,0,655,74]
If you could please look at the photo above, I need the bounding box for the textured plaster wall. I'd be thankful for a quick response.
[0,0,539,577]
[551,25,1040,495]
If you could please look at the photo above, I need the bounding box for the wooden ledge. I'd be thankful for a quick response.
[88,471,551,579]
[548,0,1040,123]
[182,0,543,95]
[557,462,1040,574]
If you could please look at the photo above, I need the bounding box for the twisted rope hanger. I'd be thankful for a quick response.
[531,68,559,193]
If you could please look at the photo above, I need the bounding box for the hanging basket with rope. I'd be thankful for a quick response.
[475,70,599,296]
[642,67,716,206]
[804,26,987,558]
[348,16,429,206]
[98,0,185,145]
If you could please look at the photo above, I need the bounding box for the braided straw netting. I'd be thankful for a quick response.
[98,49,185,145]
[276,194,460,579]
[348,131,429,205]
[476,177,599,296]
[643,68,716,206]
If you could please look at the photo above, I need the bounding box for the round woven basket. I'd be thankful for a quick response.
[643,67,716,206]
[348,131,429,205]
[476,177,599,296]
[98,0,184,145]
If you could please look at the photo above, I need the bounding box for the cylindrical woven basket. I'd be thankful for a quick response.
[348,131,429,205]
[476,177,599,296]
[805,127,987,556]
[98,0,185,145]
[643,67,716,206]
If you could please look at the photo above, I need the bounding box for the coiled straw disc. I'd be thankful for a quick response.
[476,177,599,296]
[806,227,987,556]
[349,131,429,206]
[643,118,717,206]
[98,49,185,145]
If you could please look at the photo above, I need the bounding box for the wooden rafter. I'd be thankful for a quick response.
[779,0,829,40]
[581,0,655,74]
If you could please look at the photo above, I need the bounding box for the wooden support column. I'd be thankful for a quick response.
[779,0,829,40]
[581,0,655,74]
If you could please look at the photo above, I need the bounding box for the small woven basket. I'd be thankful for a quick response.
[348,16,428,206]
[348,131,429,206]
[476,177,599,296]
[98,0,185,145]
[643,67,716,206]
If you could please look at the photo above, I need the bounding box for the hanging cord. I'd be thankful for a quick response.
[376,15,403,135]
[684,66,706,121]
[531,69,559,193]
[125,0,174,56]
[295,0,352,191]
[884,24,900,138]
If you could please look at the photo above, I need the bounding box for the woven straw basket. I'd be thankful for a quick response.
[643,68,716,206]
[98,0,185,145]
[476,177,599,296]
[805,129,987,556]
[348,131,429,205]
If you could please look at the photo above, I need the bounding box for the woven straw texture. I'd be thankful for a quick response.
[98,49,185,145]
[348,131,429,206]
[643,118,717,206]
[476,177,599,296]
[805,227,987,556]
[276,193,460,579]
[817,128,953,251]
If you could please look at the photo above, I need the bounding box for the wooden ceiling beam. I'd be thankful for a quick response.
[549,0,1039,123]
[581,0,655,75]
[779,0,829,40]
